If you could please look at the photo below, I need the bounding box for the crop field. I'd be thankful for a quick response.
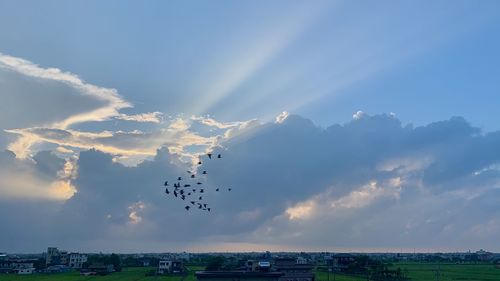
[393,262,500,281]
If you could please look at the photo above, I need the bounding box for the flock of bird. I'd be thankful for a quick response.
[162,153,231,212]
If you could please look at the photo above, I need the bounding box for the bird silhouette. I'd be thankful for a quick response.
[180,189,185,195]
[164,181,169,186]
[184,184,191,187]
[190,201,195,205]
[165,188,170,194]
[202,171,207,174]
[181,195,186,200]
[177,177,182,181]
[207,208,211,212]
[228,188,232,191]
[197,182,202,185]
[216,188,219,192]
[187,192,191,196]
[203,203,207,208]
[207,153,212,159]
[198,161,202,165]
[200,189,204,193]
[217,154,221,159]
[199,196,203,200]
[191,174,195,178]
[185,206,190,211]
[173,191,178,197]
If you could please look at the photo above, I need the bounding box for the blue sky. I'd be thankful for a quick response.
[1,0,500,253]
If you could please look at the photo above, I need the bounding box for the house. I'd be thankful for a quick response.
[68,253,88,269]
[0,259,36,275]
[195,271,284,281]
[45,264,72,273]
[158,260,185,274]
[46,247,68,266]
[274,258,315,281]
[16,268,35,275]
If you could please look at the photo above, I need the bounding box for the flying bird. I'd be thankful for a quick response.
[202,171,207,175]
[217,154,221,159]
[197,182,202,185]
[198,161,202,165]
[228,188,232,191]
[184,184,191,187]
[185,206,190,211]
[216,188,219,192]
[174,191,178,197]
[207,153,212,159]
[191,174,195,178]
[181,195,186,200]
[207,208,211,212]
[190,201,195,205]
[199,196,203,200]
[177,177,182,181]
[164,181,169,186]
[165,188,170,194]
[200,189,204,193]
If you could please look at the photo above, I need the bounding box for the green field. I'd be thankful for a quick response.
[392,262,500,281]
[0,264,498,281]
[0,266,202,281]
[315,263,500,281]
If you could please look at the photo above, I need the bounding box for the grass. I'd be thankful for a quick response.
[0,266,203,281]
[392,262,500,281]
[0,264,498,281]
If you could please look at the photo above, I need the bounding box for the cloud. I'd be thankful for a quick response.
[0,53,133,158]
[1,113,500,252]
[116,112,164,123]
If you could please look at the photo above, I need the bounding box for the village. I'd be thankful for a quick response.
[0,248,499,280]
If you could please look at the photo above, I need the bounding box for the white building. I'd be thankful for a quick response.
[68,253,88,269]
[17,268,35,275]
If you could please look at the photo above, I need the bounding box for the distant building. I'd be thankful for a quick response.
[68,253,88,269]
[46,247,86,268]
[196,271,284,281]
[274,258,315,281]
[0,259,36,274]
[326,254,355,272]
[158,260,185,274]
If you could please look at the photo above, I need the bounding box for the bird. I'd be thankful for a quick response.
[199,196,202,200]
[217,154,221,159]
[185,206,190,211]
[197,182,202,185]
[198,205,202,209]
[216,188,219,192]
[203,203,207,208]
[190,174,195,178]
[228,188,232,191]
[190,201,195,205]
[177,177,182,181]
[164,181,169,186]
[187,192,191,196]
[192,189,196,192]
[181,195,186,200]
[198,161,202,165]
[187,171,192,174]
[202,171,207,175]
[165,188,170,194]
[207,208,211,212]
[200,189,204,193]
[173,191,178,197]
[180,189,185,195]
[184,184,191,187]
[207,153,212,159]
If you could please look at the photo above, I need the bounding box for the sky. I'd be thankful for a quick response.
[0,0,500,253]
